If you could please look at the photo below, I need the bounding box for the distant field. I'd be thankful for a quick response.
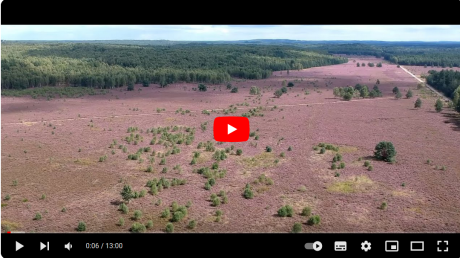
[2,58,460,233]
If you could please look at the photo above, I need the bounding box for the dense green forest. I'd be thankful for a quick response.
[1,43,347,90]
[308,43,460,67]
[426,69,460,98]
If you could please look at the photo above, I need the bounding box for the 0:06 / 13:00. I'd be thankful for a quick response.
[86,243,123,249]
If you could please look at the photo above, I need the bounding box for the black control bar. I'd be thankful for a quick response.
[2,233,458,257]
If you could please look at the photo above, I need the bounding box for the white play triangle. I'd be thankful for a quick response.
[16,242,24,251]
[228,124,237,134]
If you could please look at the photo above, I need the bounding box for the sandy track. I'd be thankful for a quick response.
[400,66,450,101]
[2,96,393,126]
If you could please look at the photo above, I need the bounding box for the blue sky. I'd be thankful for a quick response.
[2,25,460,41]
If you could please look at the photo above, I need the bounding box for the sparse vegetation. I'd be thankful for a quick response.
[301,207,312,217]
[292,222,302,233]
[307,215,321,225]
[77,221,86,231]
[278,205,294,217]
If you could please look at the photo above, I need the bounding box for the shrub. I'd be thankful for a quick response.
[41,194,46,200]
[374,141,397,162]
[118,217,125,226]
[364,161,370,167]
[160,158,166,165]
[99,155,107,162]
[133,210,142,220]
[131,222,146,233]
[380,201,387,210]
[250,86,260,95]
[190,157,197,165]
[204,182,211,190]
[61,207,66,212]
[215,210,223,217]
[171,211,185,222]
[392,87,400,94]
[292,222,302,233]
[120,185,134,203]
[274,89,283,98]
[280,152,285,157]
[161,208,170,218]
[208,178,216,186]
[331,163,337,170]
[119,203,129,214]
[339,162,345,169]
[368,165,373,171]
[414,98,422,108]
[406,89,413,98]
[288,146,292,151]
[188,220,197,229]
[212,198,221,207]
[287,82,294,87]
[278,205,293,217]
[343,93,352,101]
[139,190,146,197]
[236,149,243,155]
[146,165,153,172]
[4,195,11,201]
[395,91,402,99]
[77,221,86,231]
[162,167,168,173]
[335,172,340,177]
[319,147,326,154]
[231,87,238,93]
[226,83,232,89]
[435,98,443,112]
[146,220,153,228]
[164,222,175,233]
[265,146,272,152]
[307,215,321,225]
[301,207,312,217]
[243,184,254,199]
[34,212,42,220]
[127,84,134,91]
[198,84,207,91]
[212,162,219,169]
[281,86,287,93]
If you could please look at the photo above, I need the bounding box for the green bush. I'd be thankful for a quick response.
[119,203,129,214]
[118,217,125,226]
[288,146,292,151]
[165,223,174,233]
[146,220,153,228]
[301,207,312,217]
[374,141,397,162]
[34,212,42,220]
[161,208,170,218]
[292,222,302,233]
[243,184,254,199]
[133,210,142,220]
[278,205,293,217]
[307,215,321,225]
[364,161,370,167]
[265,146,272,152]
[368,165,373,171]
[212,162,219,169]
[231,87,238,93]
[236,149,243,155]
[331,163,337,170]
[380,201,387,210]
[188,220,197,229]
[319,147,326,154]
[208,178,216,186]
[77,221,86,231]
[339,162,345,169]
[212,198,221,207]
[204,182,211,190]
[131,222,146,233]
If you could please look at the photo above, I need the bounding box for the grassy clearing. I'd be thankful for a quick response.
[238,152,278,169]
[1,220,21,232]
[327,175,374,193]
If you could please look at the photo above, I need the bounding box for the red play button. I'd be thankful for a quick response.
[213,117,249,142]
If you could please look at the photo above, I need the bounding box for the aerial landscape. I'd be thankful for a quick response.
[1,25,460,234]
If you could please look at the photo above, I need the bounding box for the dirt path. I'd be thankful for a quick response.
[400,65,451,101]
[3,96,394,126]
[2,96,394,126]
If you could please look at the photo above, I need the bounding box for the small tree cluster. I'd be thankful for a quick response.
[278,205,294,217]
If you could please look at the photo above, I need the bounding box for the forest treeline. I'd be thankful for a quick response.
[308,43,460,67]
[426,69,460,99]
[1,43,347,90]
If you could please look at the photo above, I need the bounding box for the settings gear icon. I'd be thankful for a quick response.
[361,241,371,252]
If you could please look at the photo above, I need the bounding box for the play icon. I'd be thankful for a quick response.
[213,117,249,142]
[16,241,24,251]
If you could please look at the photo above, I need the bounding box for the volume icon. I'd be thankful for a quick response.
[65,242,72,250]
